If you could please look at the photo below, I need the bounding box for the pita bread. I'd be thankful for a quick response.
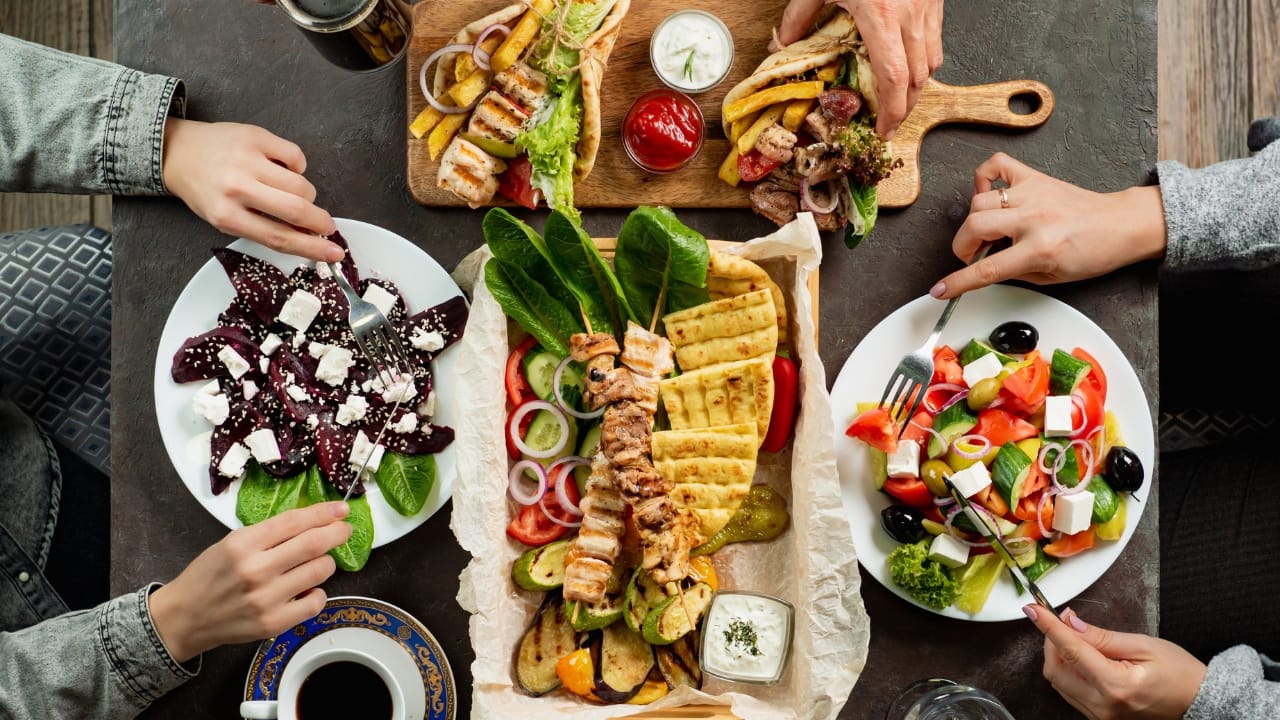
[719,9,876,135]
[652,423,758,538]
[432,0,630,183]
[706,251,788,344]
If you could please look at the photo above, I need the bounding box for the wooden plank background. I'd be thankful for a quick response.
[2,0,1277,231]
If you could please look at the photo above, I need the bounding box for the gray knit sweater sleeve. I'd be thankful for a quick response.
[1157,120,1280,273]
[1183,645,1280,719]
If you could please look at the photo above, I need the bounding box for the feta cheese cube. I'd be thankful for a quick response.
[259,356,271,374]
[315,346,355,386]
[217,442,252,479]
[192,392,230,426]
[348,431,385,474]
[949,462,992,499]
[335,395,369,426]
[928,533,970,569]
[410,328,445,352]
[886,439,921,479]
[286,384,311,402]
[217,345,251,379]
[277,289,322,332]
[308,342,330,359]
[291,331,307,350]
[381,373,417,404]
[1052,490,1096,535]
[315,261,332,279]
[243,380,259,401]
[260,333,283,356]
[244,428,282,464]
[962,352,1004,388]
[305,414,320,431]
[198,380,221,397]
[391,412,418,434]
[1043,395,1075,437]
[361,284,398,318]
[417,390,437,418]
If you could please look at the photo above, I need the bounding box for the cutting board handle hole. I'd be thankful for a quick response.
[1008,92,1043,116]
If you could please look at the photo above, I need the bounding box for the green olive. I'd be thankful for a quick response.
[966,377,1002,410]
[920,459,953,497]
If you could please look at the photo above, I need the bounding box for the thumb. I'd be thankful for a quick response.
[774,0,825,47]
[1025,604,1114,681]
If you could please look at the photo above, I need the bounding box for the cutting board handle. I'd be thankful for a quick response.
[877,77,1056,208]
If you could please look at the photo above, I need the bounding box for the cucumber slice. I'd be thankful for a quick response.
[624,568,668,634]
[1041,437,1081,487]
[567,561,629,631]
[991,442,1034,507]
[927,403,978,458]
[1089,475,1120,524]
[641,582,714,645]
[1024,543,1059,583]
[1049,349,1092,395]
[958,338,1015,367]
[523,349,584,403]
[511,538,571,591]
[522,408,579,467]
[869,447,888,490]
[574,422,603,494]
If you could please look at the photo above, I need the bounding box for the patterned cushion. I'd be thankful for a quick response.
[0,225,111,476]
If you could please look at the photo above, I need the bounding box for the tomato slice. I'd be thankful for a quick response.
[975,483,1010,518]
[845,407,897,453]
[1000,349,1049,414]
[738,149,781,182]
[1014,490,1055,531]
[972,407,1039,448]
[1071,347,1108,401]
[498,155,542,210]
[505,336,539,408]
[932,345,963,386]
[1072,380,1105,441]
[900,410,934,447]
[1044,526,1096,558]
[506,467,580,547]
[883,477,934,508]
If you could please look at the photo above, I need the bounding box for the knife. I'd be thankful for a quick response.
[943,477,1058,615]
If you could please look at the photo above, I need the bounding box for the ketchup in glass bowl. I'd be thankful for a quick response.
[622,88,704,173]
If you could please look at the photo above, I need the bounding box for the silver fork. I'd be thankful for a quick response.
[879,245,991,438]
[327,261,417,499]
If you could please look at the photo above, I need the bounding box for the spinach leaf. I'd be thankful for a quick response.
[375,452,436,517]
[614,206,710,332]
[844,183,878,249]
[543,209,634,337]
[483,208,579,313]
[329,492,373,572]
[485,259,582,358]
[235,463,307,526]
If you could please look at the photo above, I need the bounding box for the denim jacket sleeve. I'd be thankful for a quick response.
[0,33,186,196]
[0,584,198,720]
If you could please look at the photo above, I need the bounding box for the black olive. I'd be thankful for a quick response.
[1105,446,1145,493]
[989,321,1039,355]
[881,505,927,544]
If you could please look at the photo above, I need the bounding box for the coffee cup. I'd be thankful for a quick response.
[239,647,406,720]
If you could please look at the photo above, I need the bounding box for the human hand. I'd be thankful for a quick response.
[773,0,944,139]
[1025,604,1206,720]
[147,501,353,663]
[929,152,1168,300]
[161,118,343,262]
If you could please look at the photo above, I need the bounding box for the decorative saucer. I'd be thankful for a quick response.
[243,595,455,720]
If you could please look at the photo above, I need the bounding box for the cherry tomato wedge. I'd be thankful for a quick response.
[971,407,1039,448]
[1071,347,1108,400]
[738,149,781,182]
[761,353,799,452]
[883,477,935,508]
[845,406,897,453]
[932,345,963,386]
[497,155,541,210]
[900,410,934,447]
[505,336,539,408]
[1000,349,1049,415]
[1072,379,1105,441]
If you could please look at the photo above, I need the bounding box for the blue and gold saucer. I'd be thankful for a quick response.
[243,595,455,720]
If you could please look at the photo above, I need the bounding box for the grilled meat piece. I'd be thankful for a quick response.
[563,453,627,603]
[818,87,864,127]
[795,143,853,184]
[814,206,845,231]
[803,110,835,144]
[614,465,671,499]
[570,332,620,363]
[755,124,798,165]
[437,137,506,208]
[600,404,652,459]
[620,322,674,378]
[590,367,657,409]
[492,62,549,115]
[466,91,530,144]
[768,165,804,193]
[750,181,800,226]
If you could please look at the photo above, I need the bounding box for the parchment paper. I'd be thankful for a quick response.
[449,213,869,720]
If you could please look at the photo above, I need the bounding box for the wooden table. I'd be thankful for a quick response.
[111,0,1158,717]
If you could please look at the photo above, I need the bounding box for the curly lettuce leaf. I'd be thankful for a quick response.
[515,76,583,219]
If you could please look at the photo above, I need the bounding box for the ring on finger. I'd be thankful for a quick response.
[999,187,1010,209]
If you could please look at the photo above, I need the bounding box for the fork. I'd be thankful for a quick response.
[327,261,417,499]
[878,244,991,438]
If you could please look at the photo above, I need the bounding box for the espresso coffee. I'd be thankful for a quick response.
[295,660,392,720]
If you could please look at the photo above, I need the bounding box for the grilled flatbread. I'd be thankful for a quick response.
[652,423,758,538]
[706,251,788,344]
[660,357,774,444]
[663,289,779,372]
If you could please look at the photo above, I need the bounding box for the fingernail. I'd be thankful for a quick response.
[929,282,946,298]
[885,129,896,141]
[1063,608,1089,633]
[1023,604,1037,621]
[333,501,350,518]
[325,245,345,262]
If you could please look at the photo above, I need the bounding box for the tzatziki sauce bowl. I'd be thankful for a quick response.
[649,9,735,94]
[699,590,795,685]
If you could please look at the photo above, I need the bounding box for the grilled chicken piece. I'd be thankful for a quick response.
[570,332,620,363]
[466,91,530,144]
[493,62,550,115]
[620,322,674,378]
[803,110,835,144]
[795,143,852,183]
[750,181,800,226]
[755,124,798,165]
[615,465,671,499]
[563,453,627,603]
[590,368,659,411]
[437,137,506,208]
[634,498,702,584]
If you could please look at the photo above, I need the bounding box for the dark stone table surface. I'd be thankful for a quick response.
[112,1,1158,717]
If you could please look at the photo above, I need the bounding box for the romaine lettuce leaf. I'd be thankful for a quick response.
[516,76,583,219]
[485,259,582,358]
[543,209,634,337]
[613,206,710,333]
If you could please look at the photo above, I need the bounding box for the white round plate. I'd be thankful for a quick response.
[831,284,1154,621]
[153,218,463,547]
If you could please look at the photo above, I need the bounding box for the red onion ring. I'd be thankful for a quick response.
[419,43,485,115]
[471,23,510,71]
[539,494,583,528]
[1036,487,1059,537]
[950,434,992,460]
[508,459,547,505]
[548,456,590,516]
[943,506,987,548]
[800,178,839,214]
[553,356,605,420]
[923,383,966,413]
[1070,393,1088,437]
[508,400,569,459]
[914,422,947,450]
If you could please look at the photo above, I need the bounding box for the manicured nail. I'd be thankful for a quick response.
[930,282,946,298]
[1063,608,1089,633]
[333,501,350,518]
[1022,604,1037,621]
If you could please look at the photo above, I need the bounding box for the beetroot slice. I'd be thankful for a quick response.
[327,230,362,290]
[208,401,257,495]
[313,412,363,496]
[404,295,469,368]
[172,326,260,383]
[381,423,455,455]
[213,248,292,324]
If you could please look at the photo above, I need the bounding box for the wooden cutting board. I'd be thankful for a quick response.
[405,1,1053,210]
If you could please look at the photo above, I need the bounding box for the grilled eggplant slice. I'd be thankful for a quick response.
[515,592,578,696]
[655,633,703,690]
[593,622,655,703]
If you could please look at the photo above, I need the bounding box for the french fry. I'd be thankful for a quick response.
[490,0,554,73]
[815,59,841,82]
[728,110,760,145]
[409,97,453,139]
[455,35,504,82]
[447,68,491,108]
[722,80,825,124]
[735,104,786,156]
[427,112,467,161]
[781,98,817,132]
[717,147,742,187]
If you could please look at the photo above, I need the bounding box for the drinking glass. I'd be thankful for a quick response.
[274,0,411,72]
[886,678,1016,720]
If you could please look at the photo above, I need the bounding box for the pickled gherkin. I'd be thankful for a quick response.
[691,485,789,556]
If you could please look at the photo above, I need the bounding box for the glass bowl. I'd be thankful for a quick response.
[698,590,794,685]
[649,9,735,94]
[622,88,705,174]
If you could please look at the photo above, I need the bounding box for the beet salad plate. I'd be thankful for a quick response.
[153,218,467,547]
[830,284,1155,621]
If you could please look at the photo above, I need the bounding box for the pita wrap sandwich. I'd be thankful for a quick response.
[717,8,899,246]
[415,0,630,214]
